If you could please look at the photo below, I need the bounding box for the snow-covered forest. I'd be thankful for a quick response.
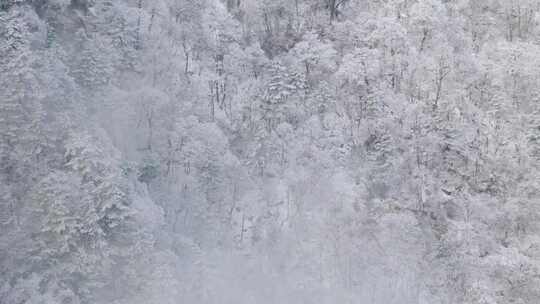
[1,0,539,303]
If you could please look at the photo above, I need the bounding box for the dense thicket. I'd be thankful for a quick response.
[1,1,539,303]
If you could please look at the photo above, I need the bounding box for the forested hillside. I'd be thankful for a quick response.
[1,0,539,303]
